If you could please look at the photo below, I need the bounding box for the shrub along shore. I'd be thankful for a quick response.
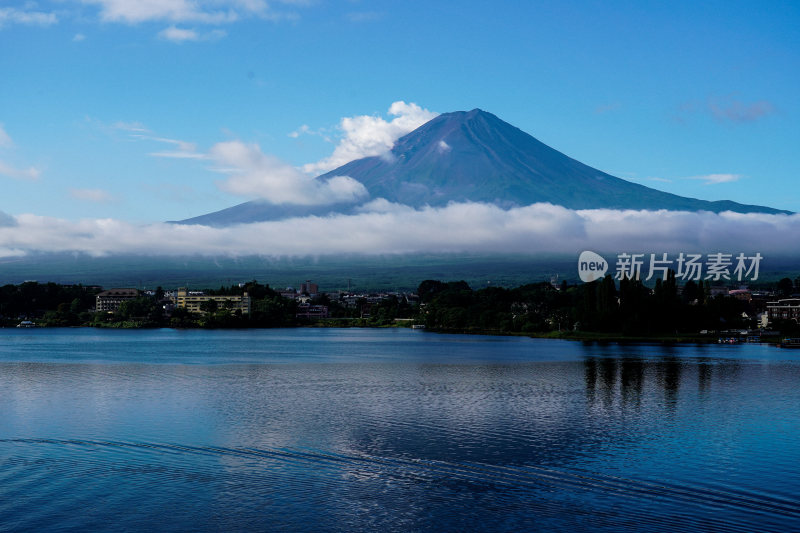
[2,276,798,342]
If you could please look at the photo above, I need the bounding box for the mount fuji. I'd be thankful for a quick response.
[179,109,788,226]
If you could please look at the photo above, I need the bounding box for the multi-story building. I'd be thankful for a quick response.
[96,288,140,313]
[766,298,800,323]
[296,304,328,319]
[299,281,319,296]
[176,288,251,315]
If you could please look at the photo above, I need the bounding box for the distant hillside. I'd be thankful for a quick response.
[179,109,789,226]
[1,253,798,291]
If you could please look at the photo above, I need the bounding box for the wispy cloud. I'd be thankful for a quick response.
[0,161,40,181]
[158,26,227,43]
[70,188,115,203]
[677,97,775,124]
[288,124,329,140]
[288,125,310,138]
[709,98,774,123]
[347,11,383,23]
[120,127,206,159]
[79,0,297,30]
[72,33,86,42]
[134,134,197,153]
[303,101,438,175]
[595,102,621,115]
[0,125,12,148]
[689,173,743,185]
[150,150,209,160]
[0,125,40,180]
[0,204,796,259]
[0,7,58,28]
[112,121,149,133]
[81,0,240,24]
[645,174,742,186]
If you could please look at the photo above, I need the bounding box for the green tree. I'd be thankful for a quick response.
[200,299,218,314]
[778,277,794,297]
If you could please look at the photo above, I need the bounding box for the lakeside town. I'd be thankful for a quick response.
[2,275,800,343]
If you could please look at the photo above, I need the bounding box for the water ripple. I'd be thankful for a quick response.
[2,438,798,532]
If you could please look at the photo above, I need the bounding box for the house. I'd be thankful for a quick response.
[766,298,800,323]
[728,289,752,302]
[175,288,251,315]
[96,288,140,313]
[296,304,328,319]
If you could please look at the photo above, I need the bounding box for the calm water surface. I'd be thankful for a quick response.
[1,328,799,531]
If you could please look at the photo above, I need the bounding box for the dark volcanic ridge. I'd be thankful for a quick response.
[179,109,789,226]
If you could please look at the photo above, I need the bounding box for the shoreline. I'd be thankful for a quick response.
[4,322,785,346]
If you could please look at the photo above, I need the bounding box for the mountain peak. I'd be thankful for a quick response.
[177,110,789,226]
[431,108,493,125]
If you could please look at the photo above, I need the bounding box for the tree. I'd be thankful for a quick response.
[778,278,794,297]
[200,299,218,314]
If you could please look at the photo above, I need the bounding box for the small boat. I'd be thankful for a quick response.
[16,321,36,328]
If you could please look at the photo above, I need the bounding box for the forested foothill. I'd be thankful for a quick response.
[417,274,800,339]
[2,274,799,339]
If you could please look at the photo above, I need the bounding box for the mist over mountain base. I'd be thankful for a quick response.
[2,253,797,290]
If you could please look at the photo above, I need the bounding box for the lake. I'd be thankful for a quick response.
[1,328,799,531]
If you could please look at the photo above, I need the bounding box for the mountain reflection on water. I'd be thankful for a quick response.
[0,329,799,532]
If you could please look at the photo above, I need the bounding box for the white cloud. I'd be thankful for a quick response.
[288,124,311,138]
[158,25,227,42]
[0,204,797,259]
[82,0,237,24]
[150,150,209,160]
[303,101,438,175]
[0,7,58,28]
[437,140,451,153]
[689,173,743,185]
[159,25,197,41]
[70,188,115,203]
[0,161,40,181]
[79,0,297,25]
[73,33,86,41]
[0,125,12,148]
[211,140,369,205]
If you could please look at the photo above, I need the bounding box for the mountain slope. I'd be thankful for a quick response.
[179,109,788,226]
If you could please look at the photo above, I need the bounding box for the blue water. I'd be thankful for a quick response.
[1,328,799,531]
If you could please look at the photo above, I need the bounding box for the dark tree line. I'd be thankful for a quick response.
[417,272,769,336]
[0,282,100,326]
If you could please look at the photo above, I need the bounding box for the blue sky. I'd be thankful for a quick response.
[0,0,798,257]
